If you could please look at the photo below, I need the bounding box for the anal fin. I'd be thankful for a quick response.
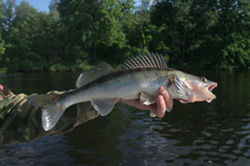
[91,99,117,116]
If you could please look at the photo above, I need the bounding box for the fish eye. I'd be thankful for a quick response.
[200,77,207,83]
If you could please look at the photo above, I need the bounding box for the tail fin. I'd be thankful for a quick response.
[27,93,65,131]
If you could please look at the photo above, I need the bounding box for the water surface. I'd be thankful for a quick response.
[0,71,250,165]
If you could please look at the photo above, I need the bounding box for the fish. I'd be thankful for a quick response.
[28,53,217,131]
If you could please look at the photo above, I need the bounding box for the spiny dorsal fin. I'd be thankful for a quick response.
[122,53,167,70]
[76,62,114,88]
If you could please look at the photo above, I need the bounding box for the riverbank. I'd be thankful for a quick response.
[0,60,94,73]
[1,59,249,73]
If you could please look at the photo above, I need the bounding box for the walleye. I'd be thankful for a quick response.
[28,53,217,131]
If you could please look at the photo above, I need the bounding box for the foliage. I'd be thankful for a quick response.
[0,0,5,58]
[150,0,250,69]
[0,0,250,73]
[58,0,134,64]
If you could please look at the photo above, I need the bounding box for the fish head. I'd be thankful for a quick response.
[172,71,217,103]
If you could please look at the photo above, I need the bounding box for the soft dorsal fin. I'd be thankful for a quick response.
[76,62,114,88]
[122,53,167,70]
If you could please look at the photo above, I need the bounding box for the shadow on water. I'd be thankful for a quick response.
[0,71,250,165]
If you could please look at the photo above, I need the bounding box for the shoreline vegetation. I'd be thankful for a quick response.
[0,60,94,73]
[1,0,250,73]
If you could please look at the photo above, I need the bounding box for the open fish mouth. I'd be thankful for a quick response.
[206,82,218,103]
[208,83,217,92]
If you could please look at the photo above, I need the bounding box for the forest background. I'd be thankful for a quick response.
[0,0,250,73]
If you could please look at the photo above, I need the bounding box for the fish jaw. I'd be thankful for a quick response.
[205,82,217,102]
[187,81,217,103]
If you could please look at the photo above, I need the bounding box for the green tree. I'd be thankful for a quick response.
[123,0,153,58]
[1,0,15,30]
[150,0,250,69]
[1,0,62,71]
[210,0,250,69]
[0,0,5,58]
[4,1,41,67]
[151,0,196,67]
[58,0,134,64]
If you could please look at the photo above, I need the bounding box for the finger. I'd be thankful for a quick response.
[154,95,166,118]
[159,87,173,111]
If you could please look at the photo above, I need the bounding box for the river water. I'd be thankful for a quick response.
[0,71,250,166]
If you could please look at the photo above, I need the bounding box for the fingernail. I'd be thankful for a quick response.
[166,107,172,112]
[159,87,167,95]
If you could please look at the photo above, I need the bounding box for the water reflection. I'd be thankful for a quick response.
[64,107,126,165]
[0,71,250,165]
[0,136,74,166]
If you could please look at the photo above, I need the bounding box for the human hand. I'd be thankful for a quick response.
[121,87,173,118]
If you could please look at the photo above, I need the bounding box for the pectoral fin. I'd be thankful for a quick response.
[140,92,157,105]
[91,99,117,116]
